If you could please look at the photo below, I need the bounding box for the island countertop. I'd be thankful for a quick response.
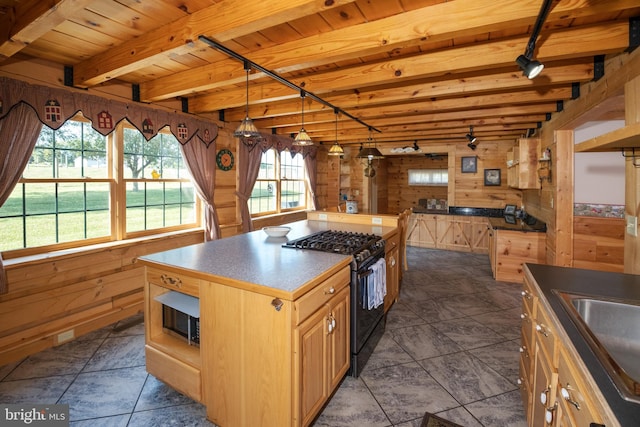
[137,219,396,299]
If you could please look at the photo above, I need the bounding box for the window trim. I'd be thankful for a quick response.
[0,117,201,258]
[250,148,308,218]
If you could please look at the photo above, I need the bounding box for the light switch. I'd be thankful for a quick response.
[626,215,637,237]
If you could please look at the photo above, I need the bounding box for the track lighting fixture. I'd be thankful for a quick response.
[515,0,554,79]
[234,61,260,138]
[293,90,313,146]
[466,126,477,150]
[328,109,344,156]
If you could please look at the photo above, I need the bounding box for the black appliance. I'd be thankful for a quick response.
[283,230,386,377]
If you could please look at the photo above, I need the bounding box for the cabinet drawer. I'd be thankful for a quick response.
[520,327,533,383]
[147,267,200,297]
[521,297,534,354]
[146,344,202,402]
[385,232,400,253]
[557,348,603,427]
[295,266,350,325]
[521,277,537,317]
[534,302,557,364]
[518,356,532,425]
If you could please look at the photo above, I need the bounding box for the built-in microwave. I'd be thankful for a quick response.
[154,291,200,346]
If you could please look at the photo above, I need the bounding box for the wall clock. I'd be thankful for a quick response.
[216,148,234,171]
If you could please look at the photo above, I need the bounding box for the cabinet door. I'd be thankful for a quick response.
[407,214,437,248]
[327,287,350,392]
[470,217,490,253]
[437,215,471,251]
[297,307,329,427]
[384,247,399,312]
[531,345,559,427]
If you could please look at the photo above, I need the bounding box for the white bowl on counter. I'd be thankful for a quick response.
[262,226,291,237]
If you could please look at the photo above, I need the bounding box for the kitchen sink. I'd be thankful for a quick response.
[556,292,640,403]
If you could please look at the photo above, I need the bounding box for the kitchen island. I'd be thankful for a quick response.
[137,218,397,427]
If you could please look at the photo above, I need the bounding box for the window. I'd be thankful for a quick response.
[408,168,448,186]
[249,149,307,215]
[0,116,198,253]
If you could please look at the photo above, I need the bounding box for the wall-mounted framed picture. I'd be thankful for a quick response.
[484,168,501,186]
[461,156,477,173]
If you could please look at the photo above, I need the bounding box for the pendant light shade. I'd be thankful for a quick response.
[328,109,344,156]
[357,127,384,159]
[293,90,313,146]
[234,61,260,138]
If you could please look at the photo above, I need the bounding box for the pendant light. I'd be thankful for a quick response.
[293,90,313,146]
[328,108,344,156]
[356,127,384,160]
[234,61,260,138]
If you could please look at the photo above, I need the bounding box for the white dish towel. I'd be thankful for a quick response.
[366,258,387,309]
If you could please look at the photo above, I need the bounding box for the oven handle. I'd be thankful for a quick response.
[358,269,374,280]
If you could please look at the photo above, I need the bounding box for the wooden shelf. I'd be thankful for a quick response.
[574,122,640,152]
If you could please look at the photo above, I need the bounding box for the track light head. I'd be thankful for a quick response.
[516,54,544,79]
[467,142,477,150]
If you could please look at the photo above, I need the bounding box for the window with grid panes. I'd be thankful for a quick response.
[249,149,307,215]
[0,116,199,254]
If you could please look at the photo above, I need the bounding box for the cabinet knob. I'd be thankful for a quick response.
[536,323,549,337]
[521,290,532,300]
[324,287,335,295]
[271,298,283,311]
[545,402,557,424]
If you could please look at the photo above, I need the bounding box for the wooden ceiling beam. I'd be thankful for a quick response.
[71,0,354,87]
[223,61,592,121]
[248,87,572,128]
[188,22,627,113]
[0,0,93,60]
[139,0,633,102]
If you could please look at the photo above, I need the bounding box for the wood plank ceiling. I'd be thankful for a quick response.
[1,0,639,151]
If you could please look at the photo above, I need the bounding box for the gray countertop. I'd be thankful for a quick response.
[488,216,547,233]
[525,263,640,426]
[138,219,396,298]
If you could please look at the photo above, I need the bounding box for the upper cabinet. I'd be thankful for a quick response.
[507,138,541,190]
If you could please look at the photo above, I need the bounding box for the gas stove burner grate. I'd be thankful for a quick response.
[283,230,383,256]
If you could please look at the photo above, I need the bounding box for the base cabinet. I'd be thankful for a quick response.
[143,263,351,427]
[489,225,545,282]
[296,286,349,426]
[520,267,620,427]
[384,231,400,312]
[407,214,488,253]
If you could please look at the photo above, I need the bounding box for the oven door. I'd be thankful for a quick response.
[351,252,385,354]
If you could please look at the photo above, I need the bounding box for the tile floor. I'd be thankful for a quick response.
[0,247,527,427]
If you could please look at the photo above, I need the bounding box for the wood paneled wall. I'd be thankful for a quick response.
[0,231,204,365]
[384,141,521,214]
[573,216,624,272]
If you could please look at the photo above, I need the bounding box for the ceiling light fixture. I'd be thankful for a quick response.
[357,127,384,160]
[466,126,477,150]
[293,90,313,146]
[234,61,260,138]
[328,108,344,156]
[516,0,554,79]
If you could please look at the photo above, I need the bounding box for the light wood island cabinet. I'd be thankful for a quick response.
[144,261,351,427]
[140,217,399,427]
[488,221,546,283]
